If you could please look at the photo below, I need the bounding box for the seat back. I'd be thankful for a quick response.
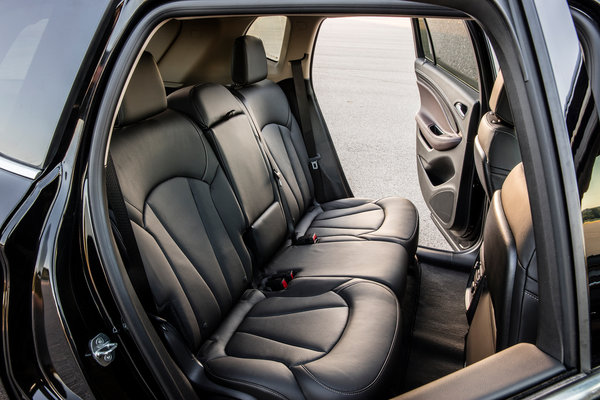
[466,163,538,364]
[231,36,316,223]
[474,71,521,199]
[110,53,252,352]
[168,83,288,266]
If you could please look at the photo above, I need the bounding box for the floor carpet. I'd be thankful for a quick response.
[403,262,470,391]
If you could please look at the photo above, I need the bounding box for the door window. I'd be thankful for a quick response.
[416,18,479,91]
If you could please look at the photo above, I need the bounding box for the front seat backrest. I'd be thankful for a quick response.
[466,163,538,365]
[474,71,521,199]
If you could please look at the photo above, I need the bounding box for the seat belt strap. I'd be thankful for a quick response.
[106,154,157,315]
[290,56,324,201]
[229,88,296,235]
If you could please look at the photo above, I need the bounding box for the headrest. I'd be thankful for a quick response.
[117,52,167,126]
[232,36,268,86]
[168,83,243,129]
[489,70,514,126]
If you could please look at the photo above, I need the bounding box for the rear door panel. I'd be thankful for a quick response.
[413,18,485,249]
[415,60,480,231]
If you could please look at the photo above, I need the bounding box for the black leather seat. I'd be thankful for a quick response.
[110,52,402,399]
[474,71,521,199]
[230,35,419,256]
[168,82,410,296]
[465,163,538,365]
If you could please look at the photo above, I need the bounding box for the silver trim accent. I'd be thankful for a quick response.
[0,155,40,179]
[89,333,118,367]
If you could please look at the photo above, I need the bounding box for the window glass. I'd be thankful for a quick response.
[417,19,433,62]
[246,16,288,62]
[0,0,109,168]
[426,19,479,90]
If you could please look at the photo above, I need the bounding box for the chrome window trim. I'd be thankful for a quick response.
[0,155,40,179]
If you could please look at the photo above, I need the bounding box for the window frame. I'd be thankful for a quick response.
[416,17,480,91]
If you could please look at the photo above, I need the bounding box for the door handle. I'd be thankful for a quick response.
[454,102,468,118]
[416,114,462,151]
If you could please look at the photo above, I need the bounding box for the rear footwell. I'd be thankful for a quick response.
[403,262,469,390]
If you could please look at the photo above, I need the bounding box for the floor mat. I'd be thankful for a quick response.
[403,262,470,390]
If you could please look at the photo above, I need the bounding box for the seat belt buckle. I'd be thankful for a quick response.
[293,232,318,245]
[261,270,295,291]
[309,154,321,170]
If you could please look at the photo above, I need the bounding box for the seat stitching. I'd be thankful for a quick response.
[276,124,305,212]
[244,304,347,318]
[130,217,215,338]
[313,225,379,232]
[123,198,143,216]
[186,177,237,295]
[299,281,400,394]
[524,291,539,301]
[232,331,327,354]
[315,207,385,221]
[146,202,227,315]
[372,199,419,242]
[206,174,252,283]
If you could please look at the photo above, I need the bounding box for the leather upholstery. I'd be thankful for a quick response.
[168,82,410,294]
[267,241,409,297]
[466,163,538,364]
[169,83,287,265]
[299,197,420,255]
[111,52,405,399]
[117,53,167,126]
[474,72,520,198]
[201,277,400,400]
[399,343,563,400]
[232,35,268,86]
[231,37,419,254]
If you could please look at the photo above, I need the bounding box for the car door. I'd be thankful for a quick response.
[411,18,491,249]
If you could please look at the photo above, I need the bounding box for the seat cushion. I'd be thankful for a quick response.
[295,197,419,255]
[200,277,400,400]
[265,240,409,297]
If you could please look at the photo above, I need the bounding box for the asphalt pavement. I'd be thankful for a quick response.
[312,17,451,250]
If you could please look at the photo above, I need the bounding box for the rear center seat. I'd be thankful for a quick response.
[110,52,403,399]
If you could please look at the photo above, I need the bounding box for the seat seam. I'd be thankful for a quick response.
[146,202,228,316]
[186,177,237,295]
[208,178,252,283]
[524,290,539,301]
[204,362,290,400]
[276,123,306,212]
[245,304,347,318]
[232,330,327,354]
[299,280,400,395]
[131,217,214,341]
[313,208,382,222]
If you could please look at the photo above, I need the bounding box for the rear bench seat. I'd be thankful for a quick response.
[169,83,409,295]
[110,52,410,399]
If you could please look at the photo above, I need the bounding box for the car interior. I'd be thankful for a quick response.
[100,13,567,399]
